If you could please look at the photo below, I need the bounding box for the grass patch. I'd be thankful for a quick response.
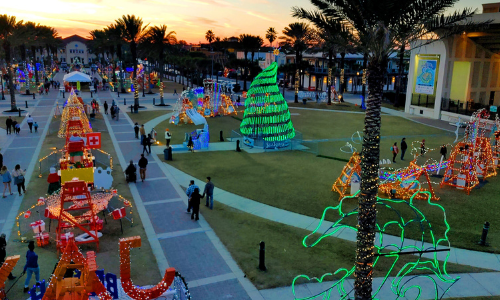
[202,202,491,290]
[126,110,170,126]
[4,114,160,300]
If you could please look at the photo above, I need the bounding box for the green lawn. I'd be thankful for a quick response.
[203,202,490,290]
[126,110,170,126]
[5,114,160,300]
[159,110,500,253]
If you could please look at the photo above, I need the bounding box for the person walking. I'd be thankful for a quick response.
[0,233,16,280]
[391,142,399,163]
[22,241,39,293]
[165,129,172,147]
[34,122,38,133]
[125,160,137,183]
[26,115,34,133]
[138,154,148,182]
[186,180,199,214]
[11,119,17,135]
[189,188,201,221]
[0,151,3,170]
[420,139,426,156]
[134,123,140,139]
[139,125,146,145]
[12,164,26,196]
[400,138,407,160]
[202,177,214,209]
[173,89,177,95]
[15,122,20,134]
[6,116,12,135]
[142,134,151,155]
[103,101,108,115]
[440,144,448,160]
[1,166,13,198]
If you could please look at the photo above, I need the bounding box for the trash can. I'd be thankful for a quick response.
[164,147,173,161]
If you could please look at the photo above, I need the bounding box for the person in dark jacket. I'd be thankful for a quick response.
[22,241,39,293]
[143,134,152,155]
[6,117,12,135]
[440,144,448,160]
[400,138,408,160]
[189,188,201,221]
[125,160,137,183]
[138,154,148,182]
[103,101,108,115]
[134,123,140,139]
[0,233,16,280]
[202,177,214,209]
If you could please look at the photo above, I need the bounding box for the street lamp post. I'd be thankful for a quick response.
[142,71,145,97]
[0,71,5,100]
[211,49,214,80]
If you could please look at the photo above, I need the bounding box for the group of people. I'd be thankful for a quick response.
[186,178,215,221]
[391,138,448,163]
[6,115,39,135]
[1,163,27,197]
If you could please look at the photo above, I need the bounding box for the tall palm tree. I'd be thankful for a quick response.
[280,22,313,103]
[116,15,148,111]
[238,34,254,91]
[266,27,277,47]
[0,14,22,110]
[89,29,108,64]
[293,1,480,298]
[249,35,264,65]
[144,25,176,105]
[205,30,215,46]
[104,24,123,85]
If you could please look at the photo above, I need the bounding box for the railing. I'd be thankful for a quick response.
[440,98,495,119]
[94,148,113,170]
[410,93,436,108]
[38,149,62,178]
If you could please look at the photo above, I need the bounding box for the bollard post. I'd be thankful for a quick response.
[33,93,35,100]
[117,91,120,98]
[91,92,93,98]
[153,98,155,105]
[220,130,224,142]
[479,221,490,246]
[18,108,21,117]
[130,105,133,113]
[25,101,28,108]
[236,140,241,152]
[124,98,126,105]
[259,241,266,271]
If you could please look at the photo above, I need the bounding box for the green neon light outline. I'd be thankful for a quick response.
[293,180,459,300]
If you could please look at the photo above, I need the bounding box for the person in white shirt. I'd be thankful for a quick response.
[165,129,172,147]
[26,115,34,133]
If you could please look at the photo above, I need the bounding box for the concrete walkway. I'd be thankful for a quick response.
[0,76,62,240]
[94,89,263,300]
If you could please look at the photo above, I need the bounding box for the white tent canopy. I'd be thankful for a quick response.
[63,71,92,83]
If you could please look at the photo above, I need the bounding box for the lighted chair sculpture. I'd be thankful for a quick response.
[332,152,362,201]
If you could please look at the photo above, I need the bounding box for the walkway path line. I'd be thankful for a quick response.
[163,163,500,272]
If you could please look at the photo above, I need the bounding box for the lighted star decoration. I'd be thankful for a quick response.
[293,186,459,300]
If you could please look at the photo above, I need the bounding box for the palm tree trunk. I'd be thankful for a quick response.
[7,66,17,111]
[354,55,387,300]
[362,53,368,106]
[295,51,300,103]
[395,44,405,107]
[340,52,345,101]
[327,49,333,105]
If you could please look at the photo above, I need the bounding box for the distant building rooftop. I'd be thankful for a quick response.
[62,35,89,46]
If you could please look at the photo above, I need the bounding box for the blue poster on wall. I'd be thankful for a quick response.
[415,59,438,95]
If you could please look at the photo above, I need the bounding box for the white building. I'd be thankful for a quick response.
[56,35,96,65]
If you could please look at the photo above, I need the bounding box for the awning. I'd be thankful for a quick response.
[63,71,92,83]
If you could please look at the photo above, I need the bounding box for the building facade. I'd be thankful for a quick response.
[405,4,500,121]
[56,35,96,65]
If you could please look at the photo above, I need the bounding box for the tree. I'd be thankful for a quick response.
[105,24,124,88]
[280,22,313,103]
[250,35,264,66]
[266,27,277,47]
[238,34,254,91]
[293,1,480,298]
[0,14,22,110]
[144,25,176,105]
[205,30,215,46]
[240,62,295,142]
[116,15,148,111]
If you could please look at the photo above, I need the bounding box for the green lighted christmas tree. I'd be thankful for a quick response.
[240,62,295,142]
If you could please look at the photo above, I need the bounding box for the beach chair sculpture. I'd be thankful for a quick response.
[441,109,496,194]
[332,152,361,201]
[379,160,439,201]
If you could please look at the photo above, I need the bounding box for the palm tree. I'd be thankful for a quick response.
[238,34,254,91]
[144,25,176,105]
[116,15,148,111]
[205,30,215,46]
[105,24,124,90]
[280,22,313,103]
[293,1,480,298]
[266,27,277,47]
[0,14,22,110]
[249,35,264,66]
[89,29,108,64]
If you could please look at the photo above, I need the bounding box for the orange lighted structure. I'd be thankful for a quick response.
[332,152,361,201]
[42,239,112,300]
[120,236,176,299]
[379,160,439,201]
[441,109,496,194]
[219,94,237,115]
[56,180,100,251]
[58,91,91,138]
[0,255,20,299]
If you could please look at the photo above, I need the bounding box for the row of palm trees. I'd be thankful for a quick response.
[0,14,60,110]
[292,0,482,298]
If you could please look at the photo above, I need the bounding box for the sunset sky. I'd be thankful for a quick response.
[0,0,489,44]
